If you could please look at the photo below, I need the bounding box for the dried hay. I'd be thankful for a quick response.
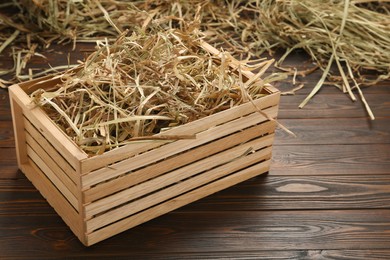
[1,0,389,119]
[30,26,279,155]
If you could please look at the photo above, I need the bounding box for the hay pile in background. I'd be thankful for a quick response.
[1,0,389,119]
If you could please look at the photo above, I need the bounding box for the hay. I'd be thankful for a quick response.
[135,0,389,118]
[31,26,278,155]
[1,0,389,118]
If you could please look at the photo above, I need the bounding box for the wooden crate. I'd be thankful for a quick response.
[9,44,280,246]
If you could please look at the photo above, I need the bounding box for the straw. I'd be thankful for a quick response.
[1,0,388,119]
[31,26,276,155]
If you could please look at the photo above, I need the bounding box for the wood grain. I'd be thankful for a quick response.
[278,93,390,119]
[271,144,390,175]
[182,175,390,211]
[0,148,20,179]
[0,121,14,148]
[0,90,11,121]
[0,210,390,257]
[0,179,54,216]
[274,118,390,145]
[1,43,389,258]
[275,78,390,95]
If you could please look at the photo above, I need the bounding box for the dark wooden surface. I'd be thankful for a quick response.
[0,44,389,259]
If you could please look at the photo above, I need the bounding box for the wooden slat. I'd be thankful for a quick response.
[81,91,280,173]
[25,132,78,198]
[85,135,274,222]
[84,120,276,203]
[8,85,88,168]
[271,144,390,176]
[26,146,79,210]
[274,117,390,145]
[24,118,78,184]
[8,95,28,168]
[82,106,277,188]
[20,160,82,242]
[87,160,271,245]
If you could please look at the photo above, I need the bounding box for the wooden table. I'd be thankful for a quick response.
[1,45,389,259]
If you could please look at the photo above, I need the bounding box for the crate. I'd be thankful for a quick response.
[9,43,280,246]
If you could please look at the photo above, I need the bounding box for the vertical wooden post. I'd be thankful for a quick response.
[9,90,28,167]
[78,160,89,246]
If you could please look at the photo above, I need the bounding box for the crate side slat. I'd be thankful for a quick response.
[86,159,271,245]
[8,85,88,169]
[24,118,79,185]
[20,160,82,240]
[25,132,79,198]
[81,91,280,173]
[85,133,274,218]
[85,134,274,228]
[84,120,276,203]
[86,148,272,233]
[9,91,28,167]
[27,146,79,210]
[82,104,278,188]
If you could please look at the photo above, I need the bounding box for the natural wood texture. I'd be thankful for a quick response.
[0,92,11,121]
[1,210,390,254]
[271,144,390,176]
[279,94,390,119]
[0,148,21,179]
[1,42,389,257]
[84,121,275,203]
[0,121,14,148]
[20,160,83,238]
[274,118,390,145]
[184,175,390,210]
[9,85,88,168]
[6,43,280,246]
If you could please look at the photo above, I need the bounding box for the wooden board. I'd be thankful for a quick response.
[1,42,389,257]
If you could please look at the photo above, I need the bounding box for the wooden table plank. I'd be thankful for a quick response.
[1,39,389,258]
[0,178,54,215]
[276,79,390,95]
[278,93,390,119]
[0,148,21,179]
[0,210,389,256]
[183,175,390,211]
[271,144,390,176]
[2,249,390,260]
[0,89,11,121]
[274,118,390,145]
[2,174,389,215]
[0,121,14,148]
